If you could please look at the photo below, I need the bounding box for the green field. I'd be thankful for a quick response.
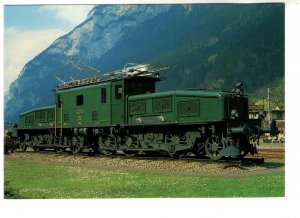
[4,159,284,198]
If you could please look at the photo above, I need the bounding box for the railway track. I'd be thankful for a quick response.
[5,145,288,176]
[6,149,284,176]
[12,149,267,167]
[256,149,285,160]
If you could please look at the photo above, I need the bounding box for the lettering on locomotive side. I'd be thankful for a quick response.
[76,109,83,125]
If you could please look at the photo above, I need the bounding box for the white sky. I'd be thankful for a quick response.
[3,5,93,92]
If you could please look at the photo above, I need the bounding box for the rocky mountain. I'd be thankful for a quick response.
[5,4,284,122]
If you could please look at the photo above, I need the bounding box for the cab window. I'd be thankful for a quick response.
[115,85,122,99]
[76,95,84,106]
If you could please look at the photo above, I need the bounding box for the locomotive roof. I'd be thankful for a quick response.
[128,90,225,100]
[20,105,55,116]
[54,64,167,92]
[55,81,110,93]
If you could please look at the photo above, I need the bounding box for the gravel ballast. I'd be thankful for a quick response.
[5,151,284,176]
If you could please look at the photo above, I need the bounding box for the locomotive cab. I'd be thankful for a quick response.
[124,76,159,95]
[53,64,167,128]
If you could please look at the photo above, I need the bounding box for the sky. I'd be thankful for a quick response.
[3,5,94,92]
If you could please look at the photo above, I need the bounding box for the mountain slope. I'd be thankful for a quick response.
[97,4,284,92]
[5,4,284,122]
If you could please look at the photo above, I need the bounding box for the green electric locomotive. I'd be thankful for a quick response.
[16,63,265,160]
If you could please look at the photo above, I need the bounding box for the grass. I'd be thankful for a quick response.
[4,159,284,199]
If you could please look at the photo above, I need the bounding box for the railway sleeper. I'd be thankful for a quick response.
[240,157,265,165]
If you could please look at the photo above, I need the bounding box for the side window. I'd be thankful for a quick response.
[40,111,45,122]
[153,97,172,113]
[76,95,84,106]
[178,100,200,117]
[137,101,146,114]
[188,100,200,117]
[35,111,45,122]
[178,102,188,117]
[115,85,122,99]
[153,99,162,113]
[162,98,172,112]
[129,101,137,115]
[57,95,61,108]
[129,100,146,115]
[25,115,34,126]
[101,88,106,103]
[48,110,54,122]
[35,111,41,122]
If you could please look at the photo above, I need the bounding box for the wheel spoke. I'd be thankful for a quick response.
[123,135,139,157]
[100,136,117,156]
[205,136,224,160]
[166,133,188,159]
[71,137,82,154]
[19,142,28,151]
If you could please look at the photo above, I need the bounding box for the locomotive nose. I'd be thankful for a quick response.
[230,124,261,139]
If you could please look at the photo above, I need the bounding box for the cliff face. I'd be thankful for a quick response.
[5,4,284,122]
[46,5,171,60]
